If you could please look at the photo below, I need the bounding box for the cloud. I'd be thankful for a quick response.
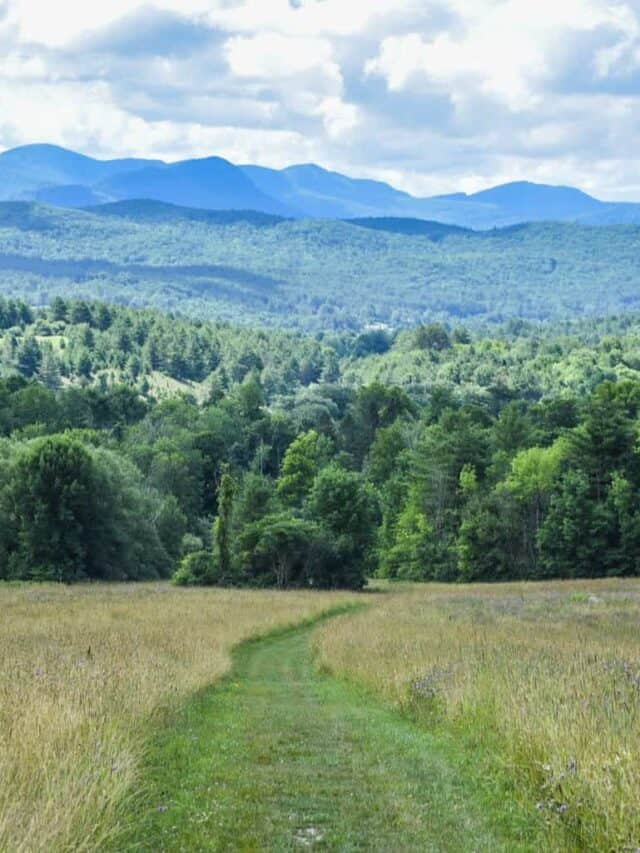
[1,0,640,199]
[76,7,216,58]
[209,0,410,38]
[225,33,336,80]
[363,1,621,106]
[8,0,220,46]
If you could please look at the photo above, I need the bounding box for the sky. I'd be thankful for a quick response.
[1,0,640,199]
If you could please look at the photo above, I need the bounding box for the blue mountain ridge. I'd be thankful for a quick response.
[1,143,638,229]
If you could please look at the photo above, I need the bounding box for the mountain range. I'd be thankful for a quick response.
[2,144,640,229]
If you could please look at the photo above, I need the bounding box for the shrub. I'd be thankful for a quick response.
[172,551,217,586]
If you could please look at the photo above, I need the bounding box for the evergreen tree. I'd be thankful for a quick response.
[49,296,68,323]
[16,337,42,378]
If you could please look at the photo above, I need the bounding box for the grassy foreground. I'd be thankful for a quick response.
[113,618,545,851]
[4,579,638,851]
[0,583,358,851]
[315,579,640,852]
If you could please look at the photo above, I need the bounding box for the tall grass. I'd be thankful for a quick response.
[315,579,640,852]
[0,583,356,852]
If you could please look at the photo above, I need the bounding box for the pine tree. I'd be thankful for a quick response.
[17,336,42,377]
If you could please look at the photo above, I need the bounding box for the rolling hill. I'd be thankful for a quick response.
[0,199,639,331]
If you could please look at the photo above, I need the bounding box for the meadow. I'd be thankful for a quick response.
[0,583,357,852]
[3,579,639,852]
[316,579,640,852]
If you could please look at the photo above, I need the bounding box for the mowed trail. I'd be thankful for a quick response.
[118,618,542,852]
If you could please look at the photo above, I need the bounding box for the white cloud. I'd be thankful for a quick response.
[315,96,360,139]
[365,0,627,107]
[225,33,336,80]
[209,0,408,38]
[0,76,316,163]
[8,0,216,46]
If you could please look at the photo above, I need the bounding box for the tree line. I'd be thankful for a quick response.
[2,298,640,586]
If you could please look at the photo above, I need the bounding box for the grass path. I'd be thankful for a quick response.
[117,616,546,851]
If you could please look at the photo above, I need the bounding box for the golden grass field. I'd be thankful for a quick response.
[315,579,640,852]
[0,583,357,852]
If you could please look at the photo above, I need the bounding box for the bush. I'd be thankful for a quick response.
[172,551,217,586]
[236,514,358,588]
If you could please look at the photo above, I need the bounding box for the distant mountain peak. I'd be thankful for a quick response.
[2,142,80,156]
[466,180,603,221]
[182,154,235,167]
[470,180,599,202]
[283,162,328,174]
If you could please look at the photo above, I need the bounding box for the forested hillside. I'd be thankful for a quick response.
[3,296,640,587]
[1,201,640,330]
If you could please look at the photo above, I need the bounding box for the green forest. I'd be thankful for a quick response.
[2,201,640,331]
[3,295,640,586]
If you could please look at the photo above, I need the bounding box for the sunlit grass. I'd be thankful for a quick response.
[0,583,357,852]
[315,579,640,852]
